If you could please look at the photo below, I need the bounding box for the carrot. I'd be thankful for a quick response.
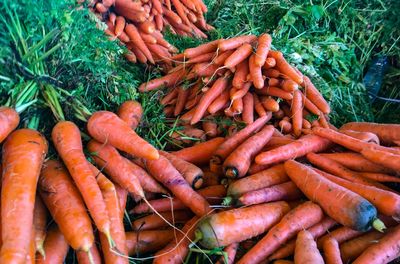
[186,52,215,64]
[139,69,186,92]
[232,60,249,87]
[258,86,293,100]
[117,100,143,130]
[291,90,303,137]
[211,115,269,167]
[361,146,400,172]
[242,92,254,125]
[238,201,324,264]
[126,230,174,255]
[26,227,35,264]
[314,168,400,216]
[0,107,19,143]
[231,82,251,101]
[125,24,155,64]
[124,51,137,63]
[338,130,379,145]
[268,50,303,84]
[294,230,324,264]
[173,87,190,116]
[255,134,331,165]
[139,32,157,44]
[263,57,276,69]
[153,216,199,264]
[237,181,303,206]
[249,55,264,89]
[131,185,226,214]
[323,237,343,264]
[0,129,47,263]
[173,137,225,165]
[129,43,147,63]
[161,88,179,105]
[302,76,330,114]
[171,0,191,25]
[319,152,394,174]
[197,201,291,248]
[95,2,108,13]
[88,140,164,195]
[36,225,69,264]
[284,160,382,232]
[318,226,364,248]
[254,33,272,66]
[262,97,280,112]
[223,125,275,178]
[114,16,126,36]
[273,261,294,264]
[218,35,257,51]
[76,244,102,264]
[202,119,219,138]
[231,97,243,114]
[108,12,117,25]
[216,242,239,264]
[358,171,400,183]
[340,230,385,263]
[279,119,292,134]
[340,122,400,146]
[224,43,253,70]
[253,93,268,116]
[213,50,235,65]
[132,210,192,231]
[138,21,155,34]
[281,79,298,92]
[163,8,182,24]
[184,39,220,58]
[144,154,211,216]
[33,195,48,257]
[38,160,94,253]
[87,111,159,160]
[269,217,336,261]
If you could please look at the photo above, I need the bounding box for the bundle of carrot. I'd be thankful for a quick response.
[138,33,332,146]
[90,0,213,65]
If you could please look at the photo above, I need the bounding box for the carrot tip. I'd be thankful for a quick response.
[372,218,386,233]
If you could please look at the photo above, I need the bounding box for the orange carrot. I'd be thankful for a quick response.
[223,125,275,178]
[318,226,364,249]
[302,76,330,114]
[242,92,254,125]
[184,39,220,58]
[139,68,185,92]
[231,97,243,114]
[117,100,143,130]
[126,229,174,255]
[268,50,303,84]
[202,168,221,187]
[263,57,276,69]
[291,90,303,137]
[284,160,381,232]
[341,122,400,146]
[232,60,250,88]
[295,230,324,264]
[186,52,215,64]
[279,119,292,134]
[262,97,280,112]
[218,35,257,51]
[144,154,211,216]
[26,226,35,264]
[52,121,111,240]
[174,86,190,116]
[255,134,331,165]
[36,225,69,264]
[361,146,400,172]
[207,90,230,114]
[213,50,235,65]
[197,201,290,248]
[323,237,343,264]
[224,43,253,70]
[231,82,251,101]
[281,79,298,92]
[125,24,155,64]
[132,210,192,231]
[138,21,155,34]
[173,137,225,165]
[249,55,264,89]
[0,107,19,143]
[358,171,400,183]
[202,119,219,138]
[340,129,380,144]
[38,160,94,253]
[115,16,126,36]
[254,33,272,66]
[76,244,102,264]
[0,129,47,263]
[216,242,239,264]
[238,201,324,264]
[253,93,268,116]
[87,111,159,160]
[258,86,293,100]
[33,195,48,257]
[129,43,147,63]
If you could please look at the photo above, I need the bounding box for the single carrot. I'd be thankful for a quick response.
[254,33,272,66]
[291,90,303,137]
[361,146,400,172]
[231,97,243,114]
[183,39,220,58]
[358,171,400,183]
[0,129,47,264]
[255,134,331,165]
[114,16,126,36]
[132,210,192,231]
[237,181,303,206]
[238,201,324,264]
[130,185,226,214]
[253,93,268,116]
[257,86,293,100]
[302,76,330,114]
[279,119,292,134]
[231,82,251,101]
[340,129,380,144]
[173,137,225,165]
[202,119,219,138]
[249,55,264,89]
[216,242,239,264]
[218,35,257,51]
[232,60,250,88]
[125,24,155,64]
[144,154,211,216]
[87,111,159,160]
[340,122,400,146]
[263,57,276,69]
[186,52,215,64]
[224,43,253,70]
[213,50,235,65]
[207,89,230,114]
[281,79,298,92]
[139,68,185,92]
[197,201,291,248]
[323,237,343,264]
[223,125,275,178]
[36,225,69,264]
[153,216,199,264]
[268,50,303,84]
[163,7,182,24]
[38,160,94,253]
[139,20,156,34]
[117,100,143,130]
[294,230,324,264]
[76,244,102,264]
[262,97,280,112]
[242,92,254,124]
[0,107,19,143]
[318,226,364,248]
[33,195,48,257]
[126,230,174,255]
[284,160,382,232]
[129,43,148,63]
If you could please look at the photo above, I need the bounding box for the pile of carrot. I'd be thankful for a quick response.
[139,33,332,145]
[90,0,213,65]
[1,96,400,264]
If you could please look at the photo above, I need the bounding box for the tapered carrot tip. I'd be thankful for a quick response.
[373,218,386,233]
[225,167,238,178]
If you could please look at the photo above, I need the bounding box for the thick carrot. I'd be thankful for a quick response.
[257,86,293,100]
[323,237,342,264]
[184,39,220,58]
[216,242,239,264]
[281,79,298,92]
[132,210,192,231]
[153,216,199,264]
[218,35,257,51]
[117,100,143,130]
[279,119,292,134]
[125,24,155,63]
[0,129,47,263]
[261,97,279,112]
[207,89,230,114]
[213,50,234,65]
[231,81,251,101]
[254,33,272,66]
[255,134,331,165]
[232,60,249,87]
[114,16,126,36]
[33,195,48,257]
[224,43,253,70]
[126,229,174,255]
[130,185,226,214]
[191,77,229,124]
[361,146,400,171]
[144,154,211,216]
[76,245,102,264]
[197,201,291,248]
[139,68,185,92]
[294,230,324,264]
[253,93,268,116]
[173,137,225,165]
[237,181,303,206]
[87,111,159,160]
[249,55,264,89]
[284,160,381,232]
[291,90,303,137]
[268,50,303,84]
[318,226,364,249]
[242,92,254,125]
[36,225,69,264]
[341,122,400,146]
[186,52,215,64]
[38,160,94,252]
[139,20,156,34]
[160,150,204,189]
[340,129,380,144]
[238,201,324,264]
[302,76,330,114]
[0,107,19,143]
[223,125,275,178]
